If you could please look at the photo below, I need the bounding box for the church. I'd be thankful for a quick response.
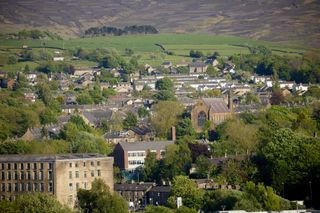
[191,97,233,132]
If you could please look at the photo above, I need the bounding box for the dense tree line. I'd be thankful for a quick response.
[230,47,320,83]
[84,25,158,36]
[0,29,62,40]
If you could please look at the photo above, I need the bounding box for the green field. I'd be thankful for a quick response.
[0,34,314,68]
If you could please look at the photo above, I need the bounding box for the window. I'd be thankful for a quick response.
[14,163,18,170]
[69,162,72,168]
[27,171,31,180]
[1,183,5,192]
[7,171,11,180]
[69,171,72,179]
[39,171,43,180]
[75,171,79,178]
[1,163,4,170]
[27,183,31,192]
[48,171,52,180]
[27,163,30,170]
[20,163,24,170]
[197,111,207,127]
[84,171,87,178]
[20,171,24,180]
[33,163,37,170]
[14,183,18,192]
[20,183,24,192]
[90,170,94,177]
[97,170,101,176]
[14,171,18,180]
[69,183,73,191]
[90,161,94,166]
[67,195,73,205]
[7,183,11,192]
[84,182,87,189]
[33,171,37,180]
[48,182,53,192]
[75,162,78,168]
[40,183,44,192]
[1,172,4,180]
[97,161,100,166]
[83,161,86,167]
[40,163,44,170]
[48,163,53,170]
[76,183,80,190]
[7,163,11,170]
[33,183,37,192]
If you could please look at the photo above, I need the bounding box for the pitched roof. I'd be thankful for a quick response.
[202,98,230,113]
[119,141,174,151]
[114,183,154,191]
[82,110,113,126]
[189,62,207,67]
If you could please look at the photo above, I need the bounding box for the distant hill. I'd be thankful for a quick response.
[0,0,319,47]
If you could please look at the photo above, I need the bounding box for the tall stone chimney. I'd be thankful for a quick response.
[228,90,234,113]
[171,126,176,141]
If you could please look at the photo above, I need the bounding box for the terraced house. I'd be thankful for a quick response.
[0,154,113,208]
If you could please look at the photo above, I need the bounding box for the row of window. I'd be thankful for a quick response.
[68,170,101,179]
[69,161,100,168]
[1,162,53,170]
[128,160,144,165]
[1,171,52,181]
[128,152,145,157]
[0,182,53,193]
[68,182,88,192]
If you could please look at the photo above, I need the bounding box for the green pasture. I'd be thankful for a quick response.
[0,34,312,68]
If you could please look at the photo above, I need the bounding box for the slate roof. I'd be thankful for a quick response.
[119,141,174,151]
[149,186,171,193]
[82,110,113,126]
[202,98,230,113]
[0,153,111,162]
[114,183,154,191]
[189,62,208,67]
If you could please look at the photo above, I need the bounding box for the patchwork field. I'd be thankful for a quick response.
[0,34,314,69]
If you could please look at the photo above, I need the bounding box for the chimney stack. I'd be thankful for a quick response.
[228,90,234,113]
[171,126,176,141]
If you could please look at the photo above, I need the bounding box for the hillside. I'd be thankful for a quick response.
[0,0,319,47]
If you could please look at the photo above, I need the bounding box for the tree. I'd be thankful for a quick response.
[0,200,17,213]
[122,112,138,129]
[162,143,192,180]
[78,179,128,213]
[155,77,174,91]
[151,101,184,138]
[40,108,58,125]
[143,152,159,181]
[77,92,94,105]
[125,48,134,56]
[138,107,149,118]
[7,55,17,64]
[154,90,176,101]
[206,64,218,77]
[15,193,72,213]
[176,118,196,139]
[195,155,211,178]
[168,176,203,210]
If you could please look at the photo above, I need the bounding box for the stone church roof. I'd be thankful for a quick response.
[202,98,230,113]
